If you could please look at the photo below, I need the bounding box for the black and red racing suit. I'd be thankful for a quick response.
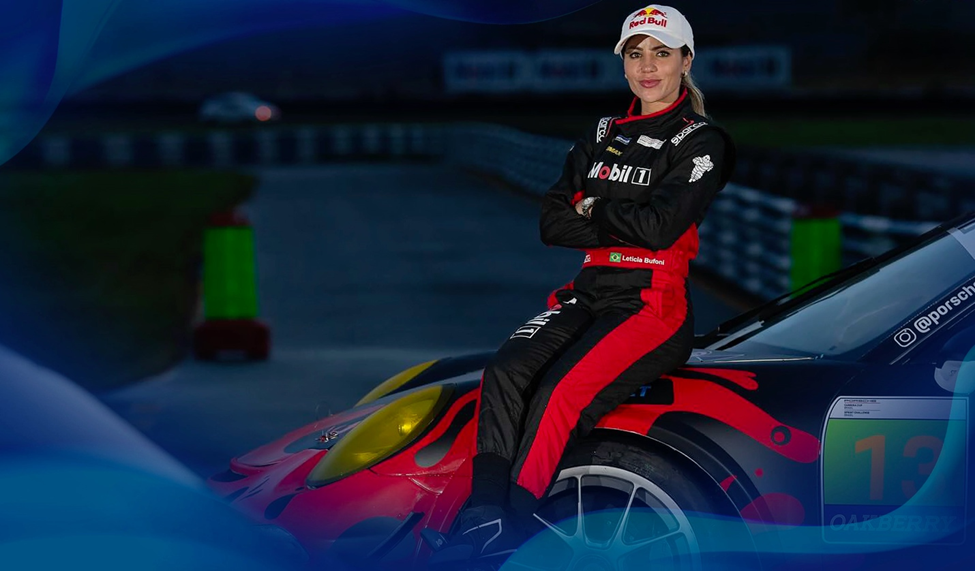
[472,89,737,518]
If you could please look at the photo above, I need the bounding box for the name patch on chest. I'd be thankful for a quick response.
[588,162,651,186]
[637,135,665,149]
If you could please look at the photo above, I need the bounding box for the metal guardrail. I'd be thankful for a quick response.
[11,122,943,300]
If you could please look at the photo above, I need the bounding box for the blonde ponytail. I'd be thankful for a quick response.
[682,73,706,117]
[680,46,706,117]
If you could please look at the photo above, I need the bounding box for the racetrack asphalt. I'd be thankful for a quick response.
[99,163,744,477]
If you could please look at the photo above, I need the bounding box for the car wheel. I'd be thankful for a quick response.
[506,438,757,571]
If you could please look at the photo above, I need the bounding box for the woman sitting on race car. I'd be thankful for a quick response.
[431,4,736,566]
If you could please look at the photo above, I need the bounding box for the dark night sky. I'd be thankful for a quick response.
[79,0,975,101]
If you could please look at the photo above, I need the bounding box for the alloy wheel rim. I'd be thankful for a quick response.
[504,465,702,571]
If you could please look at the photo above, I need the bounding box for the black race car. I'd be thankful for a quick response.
[209,213,975,570]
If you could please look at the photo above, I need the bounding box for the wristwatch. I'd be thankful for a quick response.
[580,196,600,219]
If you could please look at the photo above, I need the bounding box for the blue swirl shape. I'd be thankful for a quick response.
[0,0,604,166]
[380,0,602,23]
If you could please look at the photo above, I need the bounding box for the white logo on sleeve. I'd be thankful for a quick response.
[595,117,612,143]
[510,309,560,339]
[671,121,707,145]
[688,155,714,182]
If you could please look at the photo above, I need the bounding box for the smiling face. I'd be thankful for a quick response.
[622,35,692,115]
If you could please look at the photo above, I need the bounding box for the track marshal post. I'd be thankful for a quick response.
[193,209,270,360]
[790,203,842,292]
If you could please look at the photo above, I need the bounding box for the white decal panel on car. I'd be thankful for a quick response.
[821,396,968,545]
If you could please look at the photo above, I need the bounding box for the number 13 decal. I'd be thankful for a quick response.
[855,434,943,502]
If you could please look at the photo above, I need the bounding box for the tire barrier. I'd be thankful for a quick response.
[11,122,946,301]
[445,123,572,195]
[734,148,972,222]
[7,124,446,169]
[695,184,794,299]
[839,213,938,265]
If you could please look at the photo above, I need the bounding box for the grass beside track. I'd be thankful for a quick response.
[0,169,255,392]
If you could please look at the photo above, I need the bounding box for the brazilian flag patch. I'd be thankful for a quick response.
[609,252,622,263]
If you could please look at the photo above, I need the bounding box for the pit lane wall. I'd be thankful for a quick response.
[7,123,943,300]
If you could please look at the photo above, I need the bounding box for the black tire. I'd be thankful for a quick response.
[505,437,759,571]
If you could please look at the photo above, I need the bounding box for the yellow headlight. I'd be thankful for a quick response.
[355,360,438,406]
[307,385,449,486]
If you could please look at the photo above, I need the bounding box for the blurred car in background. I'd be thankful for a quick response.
[208,213,975,570]
[198,92,281,124]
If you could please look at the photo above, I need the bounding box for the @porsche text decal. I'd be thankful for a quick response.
[894,279,975,348]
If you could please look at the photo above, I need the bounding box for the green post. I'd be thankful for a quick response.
[193,210,270,360]
[203,220,258,319]
[790,205,842,292]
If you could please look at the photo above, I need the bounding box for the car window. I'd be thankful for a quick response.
[712,231,975,360]
[902,308,975,363]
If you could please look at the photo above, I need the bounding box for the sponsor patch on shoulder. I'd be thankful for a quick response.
[614,135,631,145]
[637,135,664,149]
[689,155,714,182]
[595,117,612,143]
[671,121,708,146]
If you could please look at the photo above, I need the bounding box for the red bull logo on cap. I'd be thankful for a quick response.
[638,7,667,17]
[630,7,668,29]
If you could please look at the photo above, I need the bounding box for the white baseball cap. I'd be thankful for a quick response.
[614,5,695,57]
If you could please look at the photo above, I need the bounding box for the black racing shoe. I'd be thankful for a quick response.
[427,505,526,568]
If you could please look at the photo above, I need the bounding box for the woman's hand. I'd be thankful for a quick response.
[575,196,600,219]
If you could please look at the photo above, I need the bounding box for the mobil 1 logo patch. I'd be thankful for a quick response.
[587,162,651,186]
[511,309,561,339]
